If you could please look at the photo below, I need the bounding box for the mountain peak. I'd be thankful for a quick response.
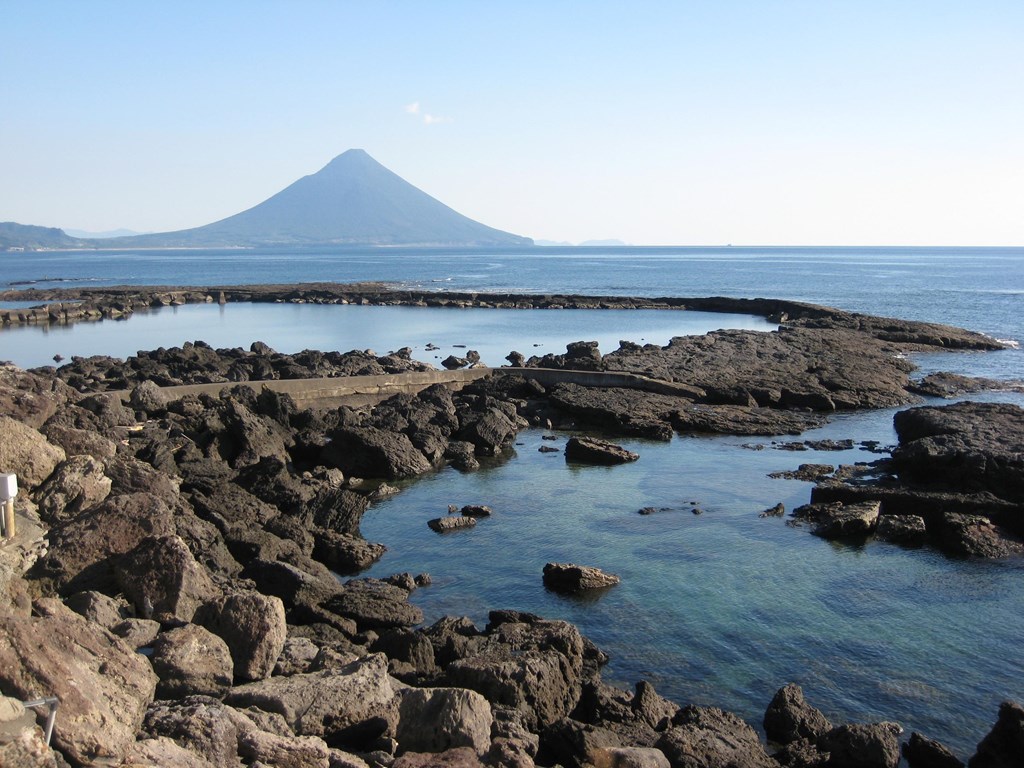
[100,151,532,248]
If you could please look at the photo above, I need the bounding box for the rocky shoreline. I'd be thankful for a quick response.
[1,290,1023,766]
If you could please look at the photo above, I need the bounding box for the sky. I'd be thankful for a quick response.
[2,1,1022,246]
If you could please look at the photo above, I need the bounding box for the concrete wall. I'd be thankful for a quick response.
[117,366,705,409]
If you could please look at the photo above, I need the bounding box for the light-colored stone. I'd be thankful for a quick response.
[225,653,397,741]
[195,590,287,681]
[0,598,157,766]
[33,454,111,524]
[592,746,671,768]
[0,415,65,490]
[238,729,332,768]
[397,687,493,755]
[121,736,219,768]
[151,624,234,699]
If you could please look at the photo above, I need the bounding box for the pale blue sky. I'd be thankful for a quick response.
[2,1,1022,245]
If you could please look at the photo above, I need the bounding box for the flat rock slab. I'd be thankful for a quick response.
[429,516,478,532]
[565,436,639,465]
[543,562,621,593]
[811,500,881,539]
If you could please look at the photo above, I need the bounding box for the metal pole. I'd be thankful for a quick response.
[22,697,59,746]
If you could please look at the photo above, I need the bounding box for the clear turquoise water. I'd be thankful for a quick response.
[2,246,1023,754]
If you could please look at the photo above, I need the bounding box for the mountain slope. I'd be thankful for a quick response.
[0,222,87,251]
[118,149,531,247]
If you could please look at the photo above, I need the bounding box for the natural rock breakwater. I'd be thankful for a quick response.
[1,295,1022,765]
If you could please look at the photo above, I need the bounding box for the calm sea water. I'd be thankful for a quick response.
[2,246,1023,754]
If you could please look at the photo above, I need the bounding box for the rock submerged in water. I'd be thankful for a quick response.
[429,515,477,533]
[565,435,639,465]
[543,562,621,593]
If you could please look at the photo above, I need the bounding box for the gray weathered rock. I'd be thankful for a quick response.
[322,426,433,480]
[194,590,287,682]
[0,415,65,490]
[64,589,132,628]
[429,516,478,533]
[151,623,234,699]
[543,563,621,593]
[655,705,776,768]
[322,578,425,631]
[0,598,157,766]
[396,687,493,755]
[811,501,881,539]
[225,653,397,745]
[116,534,219,623]
[936,513,1024,559]
[30,492,176,595]
[592,746,672,768]
[876,514,928,546]
[32,454,111,524]
[444,614,586,730]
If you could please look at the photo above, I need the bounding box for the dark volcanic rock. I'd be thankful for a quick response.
[817,722,902,768]
[443,613,587,731]
[876,514,928,546]
[322,425,434,479]
[322,578,425,630]
[937,513,1024,559]
[903,732,964,768]
[763,683,832,745]
[565,436,639,465]
[656,705,776,768]
[543,563,621,593]
[968,700,1024,768]
[430,515,478,533]
[891,402,1024,503]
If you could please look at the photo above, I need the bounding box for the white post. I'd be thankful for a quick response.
[0,474,17,540]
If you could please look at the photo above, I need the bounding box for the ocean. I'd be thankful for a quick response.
[2,245,1022,755]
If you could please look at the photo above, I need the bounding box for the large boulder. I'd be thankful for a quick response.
[0,414,65,490]
[902,732,963,768]
[0,598,157,766]
[444,614,587,730]
[225,653,398,747]
[816,722,902,768]
[565,436,639,465]
[936,513,1024,559]
[151,623,234,699]
[543,563,621,593]
[456,407,518,456]
[763,683,832,745]
[322,578,425,631]
[32,454,111,524]
[396,687,493,755]
[194,591,287,682]
[322,426,433,480]
[891,402,1024,502]
[969,700,1024,768]
[312,530,386,574]
[655,705,776,768]
[30,492,176,595]
[115,535,219,622]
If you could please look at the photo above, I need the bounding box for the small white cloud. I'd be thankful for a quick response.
[423,113,452,125]
[404,101,420,114]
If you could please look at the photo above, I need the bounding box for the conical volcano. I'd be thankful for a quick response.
[116,150,532,247]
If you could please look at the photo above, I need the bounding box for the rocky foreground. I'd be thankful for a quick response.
[1,293,1023,766]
